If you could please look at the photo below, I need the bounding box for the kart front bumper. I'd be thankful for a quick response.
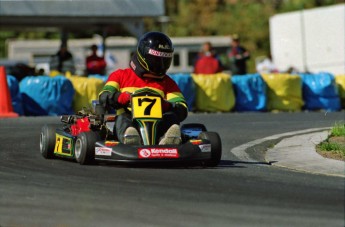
[94,141,212,164]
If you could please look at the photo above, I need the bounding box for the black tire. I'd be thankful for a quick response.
[75,131,100,165]
[40,124,57,159]
[198,131,222,167]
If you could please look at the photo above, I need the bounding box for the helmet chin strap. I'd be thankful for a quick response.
[130,53,165,80]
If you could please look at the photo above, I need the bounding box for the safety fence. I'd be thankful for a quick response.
[6,72,345,116]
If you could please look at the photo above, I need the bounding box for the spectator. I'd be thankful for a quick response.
[49,44,75,74]
[86,44,107,75]
[193,41,223,74]
[228,34,250,75]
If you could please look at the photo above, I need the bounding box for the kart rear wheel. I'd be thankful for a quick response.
[198,132,222,167]
[75,131,100,165]
[40,124,56,159]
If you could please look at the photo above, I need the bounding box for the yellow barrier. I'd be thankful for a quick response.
[66,75,104,112]
[192,73,235,112]
[49,70,62,77]
[335,75,345,107]
[261,73,304,111]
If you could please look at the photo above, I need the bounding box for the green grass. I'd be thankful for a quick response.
[330,121,345,137]
[316,121,345,161]
[318,142,343,152]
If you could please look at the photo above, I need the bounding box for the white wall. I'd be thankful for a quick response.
[270,11,304,72]
[270,4,345,74]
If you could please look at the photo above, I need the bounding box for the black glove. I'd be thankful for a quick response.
[162,100,172,112]
[99,91,118,109]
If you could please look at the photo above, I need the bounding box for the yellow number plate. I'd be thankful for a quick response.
[132,96,162,119]
[54,134,73,156]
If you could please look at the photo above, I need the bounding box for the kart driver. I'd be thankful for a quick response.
[99,32,188,145]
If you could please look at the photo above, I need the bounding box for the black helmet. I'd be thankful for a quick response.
[136,32,174,77]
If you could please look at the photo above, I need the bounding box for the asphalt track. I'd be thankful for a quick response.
[0,112,344,227]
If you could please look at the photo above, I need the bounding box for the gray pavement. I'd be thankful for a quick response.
[232,128,345,178]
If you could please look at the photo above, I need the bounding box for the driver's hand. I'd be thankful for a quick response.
[162,100,172,112]
[117,92,131,106]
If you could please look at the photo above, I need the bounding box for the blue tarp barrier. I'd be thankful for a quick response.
[168,73,195,111]
[20,76,75,116]
[299,72,341,111]
[231,74,267,111]
[7,75,24,115]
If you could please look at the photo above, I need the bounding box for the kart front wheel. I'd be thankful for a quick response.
[198,132,222,167]
[75,131,100,165]
[40,124,56,159]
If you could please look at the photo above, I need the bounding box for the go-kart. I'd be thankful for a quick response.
[40,88,222,167]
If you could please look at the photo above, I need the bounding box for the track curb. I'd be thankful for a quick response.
[231,127,345,177]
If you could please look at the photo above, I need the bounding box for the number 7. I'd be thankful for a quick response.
[138,98,156,115]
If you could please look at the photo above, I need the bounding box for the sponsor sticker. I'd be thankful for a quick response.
[105,141,119,147]
[138,148,179,159]
[148,49,173,58]
[130,60,136,70]
[95,147,112,156]
[199,144,211,153]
